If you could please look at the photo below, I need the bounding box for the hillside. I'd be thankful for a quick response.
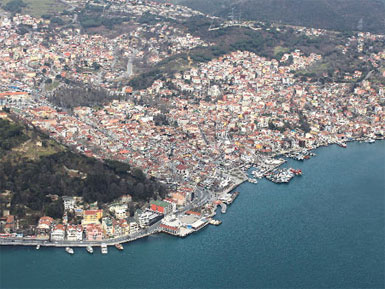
[169,0,385,34]
[0,113,166,227]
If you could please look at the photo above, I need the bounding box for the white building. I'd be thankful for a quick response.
[62,196,76,211]
[50,224,66,241]
[66,224,83,241]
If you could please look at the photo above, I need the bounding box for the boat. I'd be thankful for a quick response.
[115,244,124,251]
[248,178,258,184]
[86,246,93,254]
[65,247,74,255]
[338,142,347,148]
[101,244,108,254]
[36,245,40,250]
[367,139,375,144]
[209,219,222,226]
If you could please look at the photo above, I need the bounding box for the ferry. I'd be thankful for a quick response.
[115,244,124,251]
[86,246,93,254]
[101,244,108,254]
[36,245,40,250]
[65,247,74,255]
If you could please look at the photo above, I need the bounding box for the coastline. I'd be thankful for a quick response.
[0,138,383,249]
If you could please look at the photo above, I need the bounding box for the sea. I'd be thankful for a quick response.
[0,141,384,289]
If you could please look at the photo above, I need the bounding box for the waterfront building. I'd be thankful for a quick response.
[129,222,140,234]
[82,209,103,225]
[66,224,83,241]
[4,215,15,234]
[50,224,66,241]
[85,224,103,241]
[138,209,163,228]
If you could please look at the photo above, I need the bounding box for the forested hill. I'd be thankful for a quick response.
[169,0,385,34]
[0,114,166,222]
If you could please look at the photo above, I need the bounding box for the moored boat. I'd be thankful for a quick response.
[101,244,108,254]
[115,244,124,251]
[65,247,74,255]
[86,246,93,254]
[36,245,40,250]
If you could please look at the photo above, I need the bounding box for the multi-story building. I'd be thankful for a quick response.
[66,224,83,241]
[82,209,103,225]
[50,224,66,241]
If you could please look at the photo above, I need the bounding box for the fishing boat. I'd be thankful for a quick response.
[101,244,108,254]
[65,247,74,255]
[86,246,93,254]
[115,244,124,251]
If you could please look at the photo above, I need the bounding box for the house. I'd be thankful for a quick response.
[120,194,132,204]
[37,216,54,231]
[109,204,127,220]
[50,224,66,241]
[66,224,83,241]
[82,209,103,225]
[85,224,103,241]
[4,215,15,234]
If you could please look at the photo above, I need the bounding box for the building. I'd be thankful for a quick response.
[120,194,132,204]
[66,224,83,241]
[138,209,163,228]
[62,196,76,211]
[150,200,172,215]
[50,224,66,241]
[129,222,140,234]
[82,209,103,225]
[85,224,103,241]
[4,215,15,234]
[109,204,128,220]
[160,224,180,235]
[37,216,54,231]
[102,217,115,237]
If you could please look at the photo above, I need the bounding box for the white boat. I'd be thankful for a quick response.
[115,244,124,251]
[86,246,93,254]
[65,247,74,255]
[101,244,108,254]
[36,245,40,250]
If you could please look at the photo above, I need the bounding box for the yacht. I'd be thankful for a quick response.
[86,246,93,254]
[36,245,40,250]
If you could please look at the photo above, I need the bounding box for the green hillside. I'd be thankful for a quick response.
[170,0,385,34]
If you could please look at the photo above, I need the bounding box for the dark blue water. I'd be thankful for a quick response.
[1,141,384,289]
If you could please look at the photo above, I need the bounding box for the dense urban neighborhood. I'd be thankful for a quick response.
[0,0,384,248]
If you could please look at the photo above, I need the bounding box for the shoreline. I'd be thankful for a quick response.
[0,138,383,249]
